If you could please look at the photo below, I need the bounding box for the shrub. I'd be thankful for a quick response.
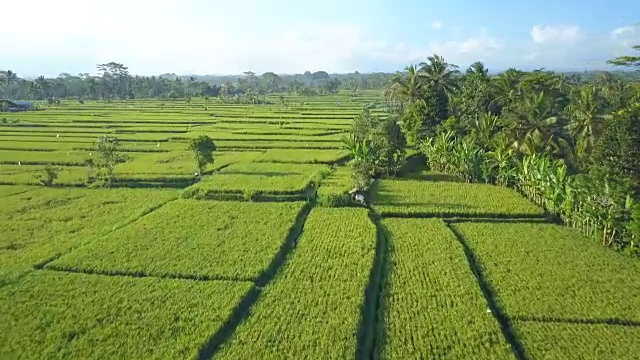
[34,165,60,187]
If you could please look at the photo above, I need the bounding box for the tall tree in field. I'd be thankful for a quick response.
[35,76,49,99]
[450,62,495,131]
[1,70,19,99]
[94,135,122,187]
[419,55,459,121]
[97,62,131,100]
[565,85,603,165]
[386,65,424,105]
[188,135,217,175]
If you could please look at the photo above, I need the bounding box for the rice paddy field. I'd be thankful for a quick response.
[1,91,639,359]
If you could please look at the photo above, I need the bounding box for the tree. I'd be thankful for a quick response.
[451,67,495,130]
[565,85,603,165]
[608,44,640,68]
[342,135,377,191]
[419,55,459,121]
[401,96,438,143]
[35,76,49,99]
[96,62,131,100]
[503,91,569,157]
[351,108,377,142]
[1,70,19,99]
[188,135,217,175]
[491,68,523,112]
[371,117,407,175]
[466,61,489,79]
[592,104,640,188]
[34,165,60,187]
[94,135,122,187]
[386,65,425,105]
[260,72,282,93]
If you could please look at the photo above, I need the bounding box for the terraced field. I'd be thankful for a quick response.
[1,93,639,359]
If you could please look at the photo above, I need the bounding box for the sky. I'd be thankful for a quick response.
[2,0,639,77]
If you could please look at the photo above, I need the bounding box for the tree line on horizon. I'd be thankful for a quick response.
[1,60,639,104]
[0,64,393,103]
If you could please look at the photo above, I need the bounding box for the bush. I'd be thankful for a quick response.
[34,165,60,187]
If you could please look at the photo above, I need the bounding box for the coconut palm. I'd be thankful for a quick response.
[386,64,425,105]
[506,91,569,156]
[566,85,602,162]
[466,61,489,79]
[1,70,18,99]
[418,55,459,121]
[491,68,523,111]
[35,76,49,99]
[419,55,459,95]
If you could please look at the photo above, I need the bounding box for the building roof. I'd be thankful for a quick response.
[14,101,33,107]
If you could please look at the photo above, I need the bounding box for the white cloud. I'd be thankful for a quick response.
[431,21,443,30]
[611,25,639,47]
[612,26,636,36]
[531,24,580,44]
[427,30,502,61]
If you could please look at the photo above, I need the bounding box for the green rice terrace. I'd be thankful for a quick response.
[1,91,639,360]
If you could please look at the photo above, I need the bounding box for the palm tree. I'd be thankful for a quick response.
[35,76,48,99]
[466,61,489,78]
[507,91,567,156]
[419,55,459,121]
[595,73,626,112]
[419,55,458,96]
[491,68,522,111]
[1,70,18,99]
[27,82,39,100]
[566,85,602,161]
[385,64,424,105]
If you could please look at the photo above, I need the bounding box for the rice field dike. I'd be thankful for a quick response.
[1,89,639,360]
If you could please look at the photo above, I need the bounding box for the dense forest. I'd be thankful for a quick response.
[347,45,640,255]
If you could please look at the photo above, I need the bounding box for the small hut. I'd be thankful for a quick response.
[349,188,367,206]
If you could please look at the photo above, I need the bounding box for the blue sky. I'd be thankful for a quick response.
[2,0,639,77]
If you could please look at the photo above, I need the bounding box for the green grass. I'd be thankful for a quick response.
[0,188,178,286]
[455,222,640,321]
[115,151,263,177]
[372,179,544,217]
[214,140,343,149]
[256,149,350,164]
[317,166,353,207]
[0,150,90,166]
[513,321,640,359]
[49,200,305,281]
[215,208,376,359]
[378,218,513,359]
[190,162,331,196]
[0,164,87,186]
[0,271,252,360]
[0,185,32,197]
